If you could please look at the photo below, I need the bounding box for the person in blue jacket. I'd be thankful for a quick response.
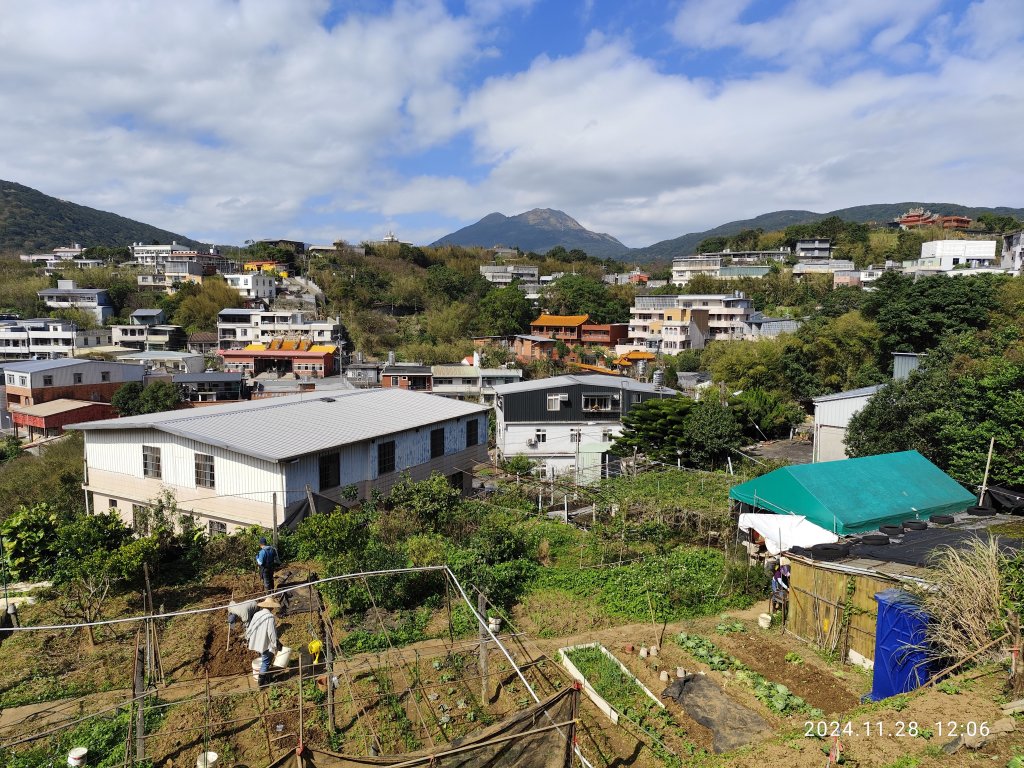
[256,537,279,591]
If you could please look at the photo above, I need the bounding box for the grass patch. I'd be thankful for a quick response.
[534,547,765,623]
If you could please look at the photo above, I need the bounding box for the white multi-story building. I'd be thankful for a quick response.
[480,264,540,285]
[903,239,998,274]
[494,375,676,483]
[620,293,753,353]
[224,272,277,301]
[671,256,721,286]
[0,319,111,362]
[216,309,341,350]
[74,389,489,533]
[1001,232,1024,274]
[37,280,114,323]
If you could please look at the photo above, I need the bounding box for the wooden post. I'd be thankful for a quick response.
[979,437,996,506]
[134,633,145,762]
[478,591,488,705]
[323,614,335,734]
[272,492,279,549]
[297,654,304,756]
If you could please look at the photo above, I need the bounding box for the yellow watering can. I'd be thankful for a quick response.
[308,639,322,665]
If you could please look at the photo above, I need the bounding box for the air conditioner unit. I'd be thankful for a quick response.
[526,438,537,447]
[559,393,569,401]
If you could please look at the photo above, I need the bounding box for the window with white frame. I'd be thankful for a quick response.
[546,393,560,411]
[195,453,215,488]
[142,445,162,479]
[534,429,547,443]
[570,428,582,443]
[582,394,612,411]
[602,429,614,442]
[209,520,227,536]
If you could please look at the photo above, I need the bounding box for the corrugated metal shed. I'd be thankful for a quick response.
[15,398,100,417]
[72,389,488,462]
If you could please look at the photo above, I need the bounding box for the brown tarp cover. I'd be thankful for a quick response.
[266,687,578,768]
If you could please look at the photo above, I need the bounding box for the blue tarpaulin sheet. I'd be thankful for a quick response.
[869,589,931,700]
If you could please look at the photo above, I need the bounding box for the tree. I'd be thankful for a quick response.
[846,329,1024,486]
[173,277,244,333]
[112,381,184,417]
[1,502,63,580]
[0,435,22,464]
[729,389,805,440]
[541,274,629,323]
[476,286,533,336]
[612,397,742,469]
[52,511,158,648]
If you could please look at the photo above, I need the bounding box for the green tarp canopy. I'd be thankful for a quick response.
[729,450,976,535]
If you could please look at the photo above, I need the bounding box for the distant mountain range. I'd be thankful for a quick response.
[431,208,630,258]
[0,180,203,254]
[628,202,1024,262]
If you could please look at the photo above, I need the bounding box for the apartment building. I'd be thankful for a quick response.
[0,319,111,362]
[1003,231,1024,273]
[225,272,277,301]
[620,293,753,353]
[671,256,721,286]
[479,264,540,285]
[37,280,114,323]
[111,309,187,351]
[795,239,832,260]
[216,309,341,350]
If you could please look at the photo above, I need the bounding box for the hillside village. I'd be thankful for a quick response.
[2,205,1024,768]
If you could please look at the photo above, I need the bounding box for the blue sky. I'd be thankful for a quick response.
[0,0,1021,249]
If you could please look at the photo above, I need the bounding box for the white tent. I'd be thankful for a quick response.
[738,512,838,555]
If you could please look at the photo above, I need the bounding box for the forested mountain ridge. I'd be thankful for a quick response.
[630,202,1024,262]
[0,180,204,254]
[431,208,630,258]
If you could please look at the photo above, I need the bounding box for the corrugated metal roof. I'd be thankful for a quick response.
[382,364,431,375]
[72,389,488,462]
[480,368,522,377]
[15,398,103,417]
[811,384,884,403]
[118,351,202,360]
[514,334,554,343]
[173,373,245,383]
[492,374,677,395]
[4,358,139,373]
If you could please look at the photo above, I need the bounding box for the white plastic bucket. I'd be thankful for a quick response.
[68,747,88,766]
[273,646,292,668]
[758,613,773,629]
[196,751,218,768]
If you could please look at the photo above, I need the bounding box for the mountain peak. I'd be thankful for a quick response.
[432,208,627,257]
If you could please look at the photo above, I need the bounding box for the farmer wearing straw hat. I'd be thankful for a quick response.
[246,596,281,686]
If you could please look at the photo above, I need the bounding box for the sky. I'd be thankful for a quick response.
[1,0,1022,249]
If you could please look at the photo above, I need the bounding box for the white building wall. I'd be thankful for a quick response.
[499,422,618,479]
[812,393,874,463]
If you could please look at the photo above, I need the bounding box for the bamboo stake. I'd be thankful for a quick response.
[979,436,996,506]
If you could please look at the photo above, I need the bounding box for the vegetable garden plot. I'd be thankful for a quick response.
[560,643,700,764]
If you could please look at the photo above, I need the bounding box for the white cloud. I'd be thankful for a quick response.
[0,0,1021,250]
[669,0,942,69]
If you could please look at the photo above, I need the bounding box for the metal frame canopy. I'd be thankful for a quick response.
[729,450,976,535]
